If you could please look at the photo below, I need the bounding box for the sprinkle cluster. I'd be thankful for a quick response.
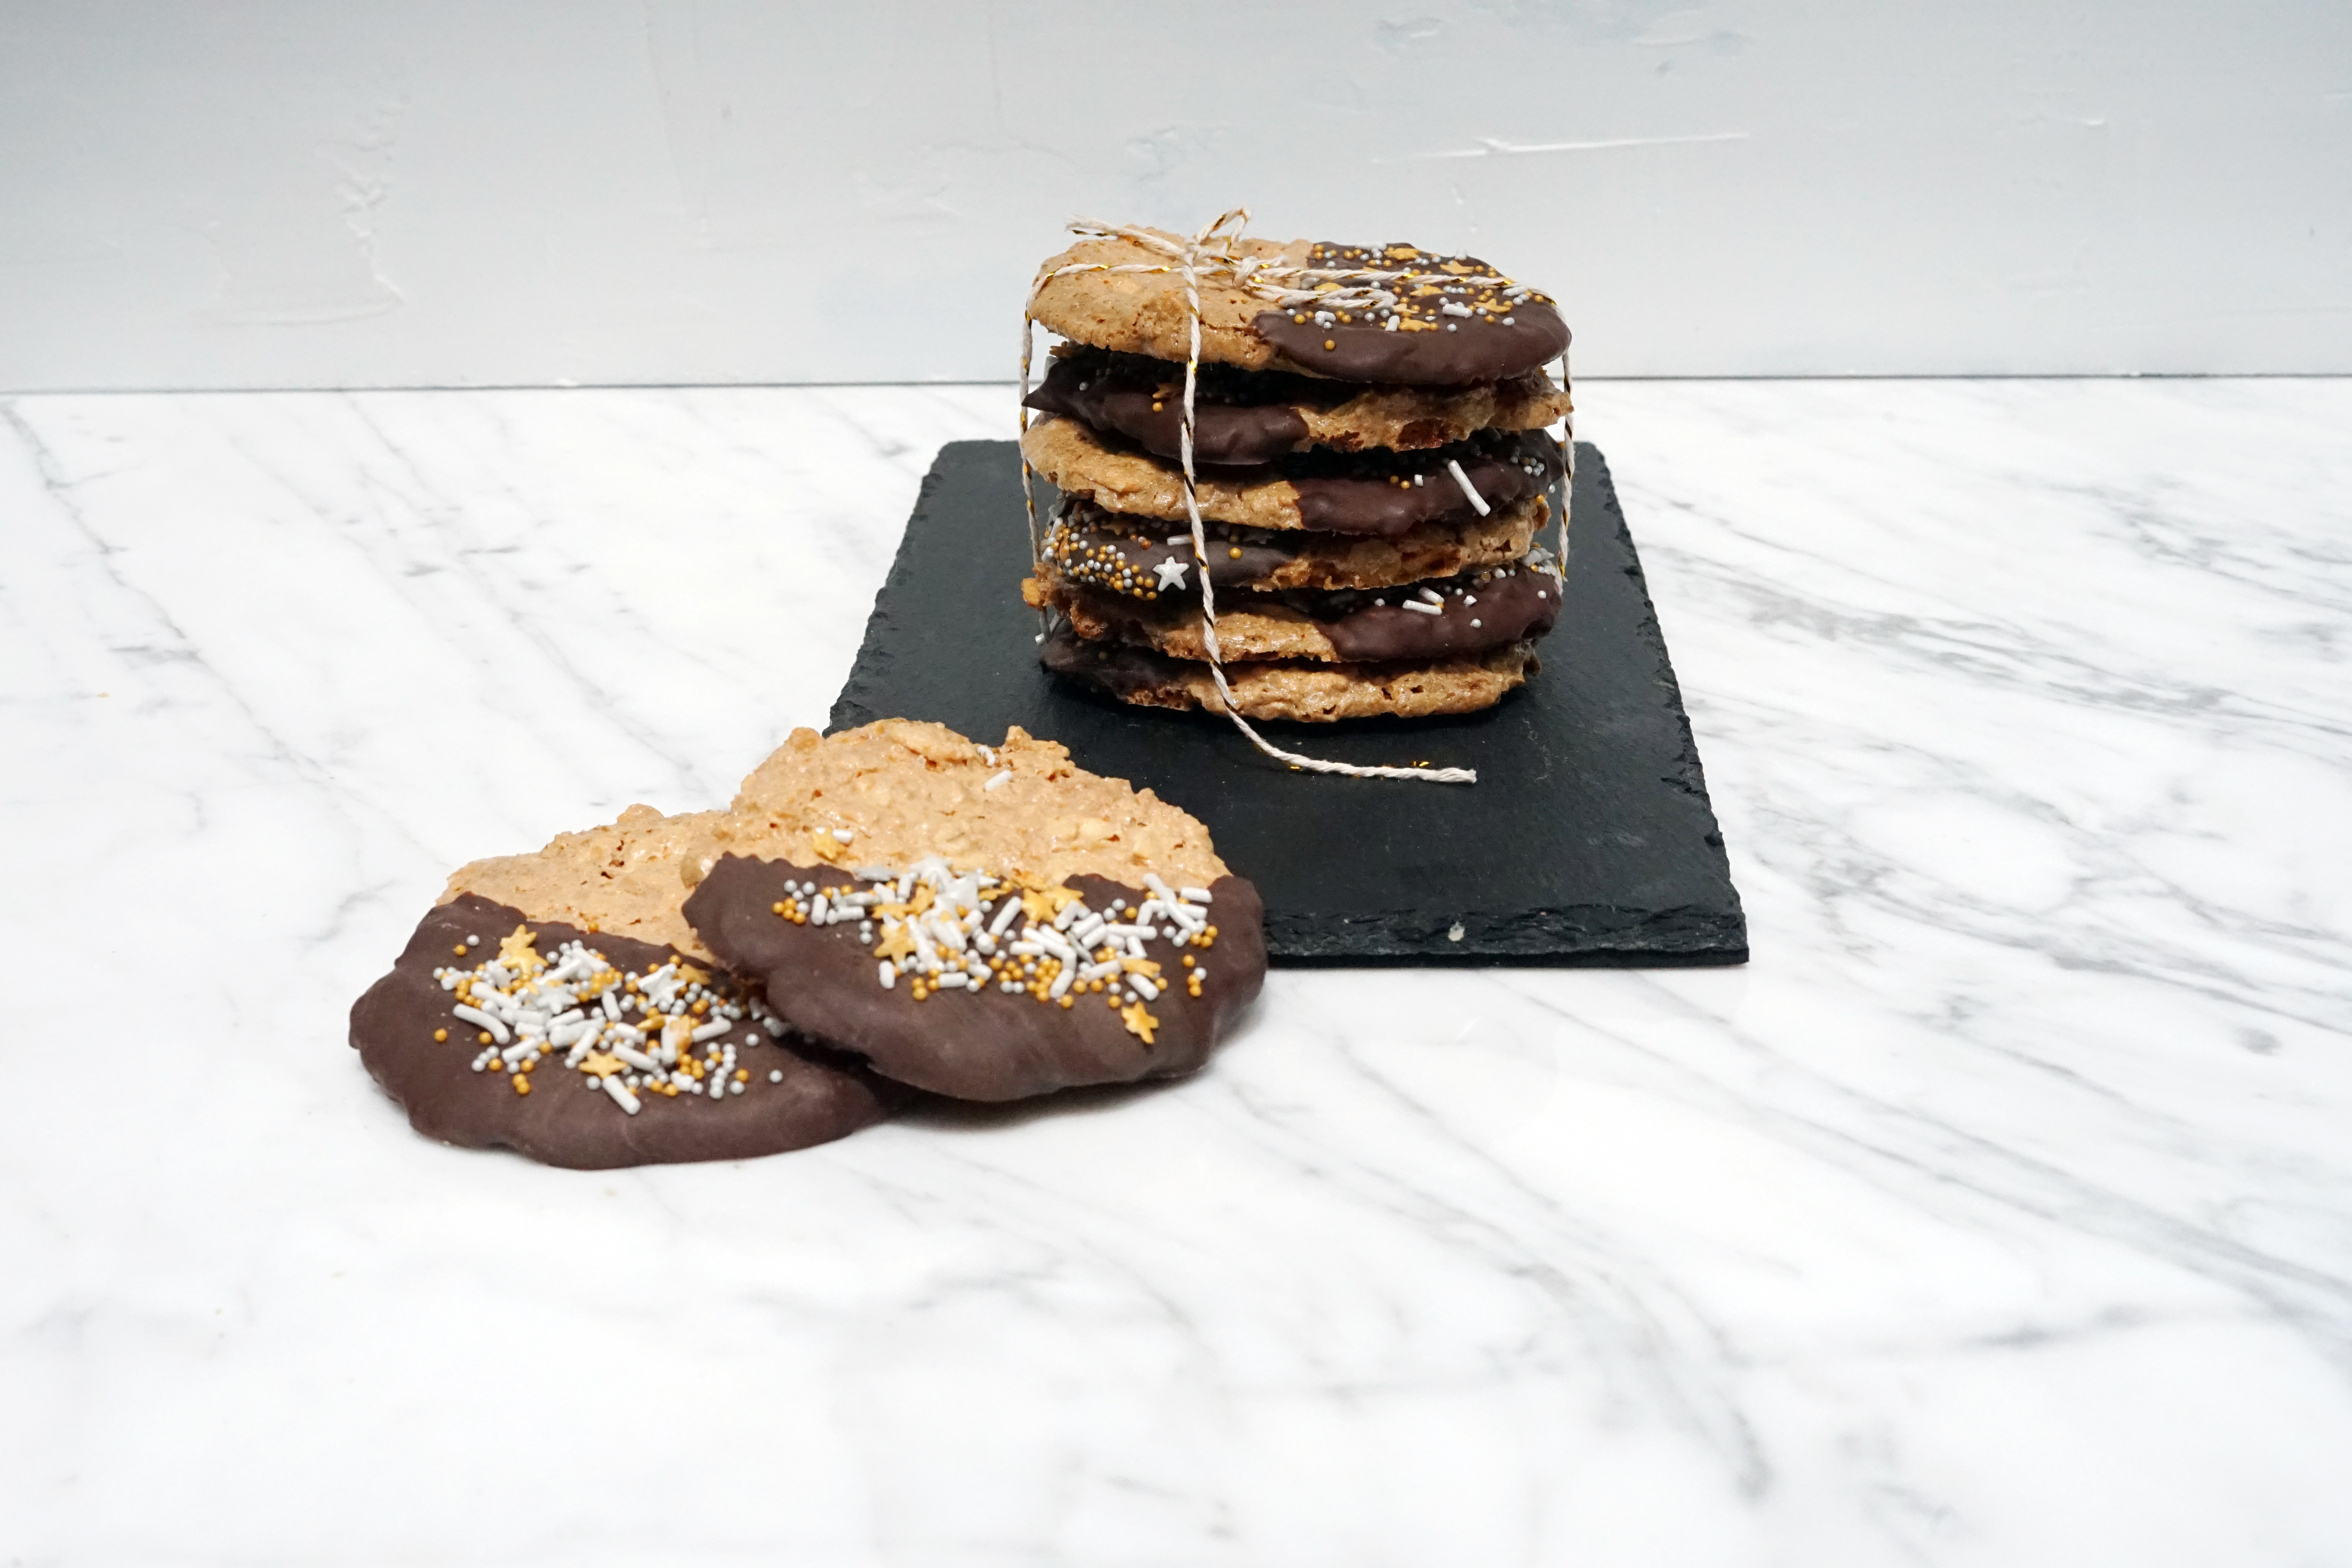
[771,856,1220,1045]
[1278,244,1553,341]
[1042,510,1197,601]
[432,925,784,1115]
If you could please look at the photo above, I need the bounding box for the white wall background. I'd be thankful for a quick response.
[2,1,2347,390]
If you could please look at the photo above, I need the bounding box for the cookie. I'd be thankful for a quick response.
[1042,628,1541,722]
[1031,555,1561,664]
[681,721,1267,1102]
[350,883,898,1170]
[441,803,724,963]
[1044,495,1545,595]
[1029,230,1569,385]
[1025,347,1570,467]
[1024,415,1561,537]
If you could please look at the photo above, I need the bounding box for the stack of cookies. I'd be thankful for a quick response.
[1021,227,1572,723]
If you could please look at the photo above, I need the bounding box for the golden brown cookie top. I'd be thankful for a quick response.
[1028,227,1569,387]
[439,804,723,963]
[710,719,1230,889]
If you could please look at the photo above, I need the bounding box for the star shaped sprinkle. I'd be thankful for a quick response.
[579,1050,623,1078]
[1154,557,1191,592]
[1120,1002,1159,1045]
[873,921,917,964]
[497,924,546,975]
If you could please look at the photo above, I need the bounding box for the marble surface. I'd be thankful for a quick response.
[4,377,2349,1566]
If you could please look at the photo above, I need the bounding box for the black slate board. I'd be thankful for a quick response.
[829,440,1746,966]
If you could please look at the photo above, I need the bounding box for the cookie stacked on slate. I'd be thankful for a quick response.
[350,720,1268,1167]
[1021,228,1573,722]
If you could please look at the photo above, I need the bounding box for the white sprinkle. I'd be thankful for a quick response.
[769,1069,784,1083]
[1401,598,1443,615]
[1048,964,1076,1000]
[602,1077,642,1115]
[1132,976,1159,1000]
[1448,923,1465,942]
[984,769,1013,791]
[466,935,480,947]
[1445,459,1491,516]
[452,1005,508,1044]
[831,828,854,843]
[613,1044,658,1072]
[937,972,969,989]
[1180,887,1214,904]
[810,895,829,924]
[990,899,1022,936]
[1536,589,1547,600]
[690,1019,731,1044]
[878,962,896,990]
[1470,619,1482,628]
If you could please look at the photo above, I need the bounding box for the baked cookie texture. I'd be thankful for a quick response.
[441,803,722,963]
[1042,628,1541,722]
[683,720,1267,1102]
[350,889,897,1170]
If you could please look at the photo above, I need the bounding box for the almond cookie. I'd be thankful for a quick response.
[1025,347,1570,466]
[1029,230,1568,385]
[1042,495,1544,595]
[1031,557,1561,665]
[1024,415,1561,537]
[350,802,899,1168]
[1042,629,1541,722]
[681,720,1267,1103]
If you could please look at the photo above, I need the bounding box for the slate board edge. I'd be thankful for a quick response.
[829,439,1748,969]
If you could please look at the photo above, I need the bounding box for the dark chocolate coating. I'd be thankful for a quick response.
[1280,431,1560,537]
[1255,301,1568,386]
[1053,503,1296,593]
[1025,353,1312,466]
[683,859,1266,1103]
[348,893,898,1168]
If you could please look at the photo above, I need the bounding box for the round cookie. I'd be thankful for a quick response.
[1042,496,1544,596]
[1029,230,1569,385]
[1042,629,1541,722]
[681,721,1267,1103]
[1032,556,1562,664]
[1024,415,1561,537]
[1025,347,1571,466]
[350,804,899,1168]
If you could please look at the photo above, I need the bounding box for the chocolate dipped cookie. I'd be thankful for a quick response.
[1042,495,1544,595]
[1030,555,1562,665]
[350,804,898,1169]
[1025,347,1570,466]
[682,720,1267,1102]
[1029,229,1568,386]
[1024,416,1560,538]
[1042,628,1541,722]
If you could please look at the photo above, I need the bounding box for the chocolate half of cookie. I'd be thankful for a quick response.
[685,858,1267,1103]
[350,893,898,1168]
[1039,555,1562,664]
[1042,627,1541,722]
[1040,495,1545,597]
[1251,243,1571,385]
[1025,347,1569,467]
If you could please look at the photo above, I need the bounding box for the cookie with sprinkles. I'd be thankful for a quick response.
[1025,347,1570,467]
[1028,229,1568,386]
[680,720,1267,1103]
[350,806,898,1168]
[1030,553,1563,665]
[1024,415,1561,538]
[1044,494,1545,597]
[1041,628,1543,722]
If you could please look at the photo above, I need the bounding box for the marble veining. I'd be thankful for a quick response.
[3,379,2349,1565]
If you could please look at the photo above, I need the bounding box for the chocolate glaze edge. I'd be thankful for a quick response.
[1253,303,1570,386]
[683,856,1267,1103]
[349,893,898,1169]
